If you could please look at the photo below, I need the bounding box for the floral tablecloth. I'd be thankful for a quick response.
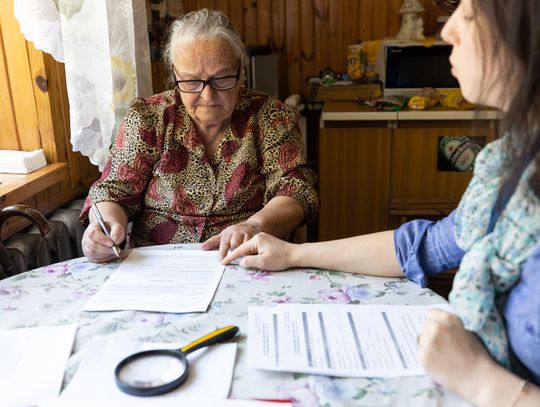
[0,244,469,406]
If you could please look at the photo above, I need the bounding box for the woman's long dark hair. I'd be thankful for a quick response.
[471,0,540,199]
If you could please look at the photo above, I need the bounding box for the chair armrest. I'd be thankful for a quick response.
[0,204,50,276]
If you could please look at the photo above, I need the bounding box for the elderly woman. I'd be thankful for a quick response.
[80,9,318,263]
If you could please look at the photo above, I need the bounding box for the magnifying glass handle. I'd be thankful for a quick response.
[180,325,239,355]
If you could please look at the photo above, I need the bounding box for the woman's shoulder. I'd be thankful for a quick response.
[237,88,298,119]
[122,89,182,130]
[127,89,179,116]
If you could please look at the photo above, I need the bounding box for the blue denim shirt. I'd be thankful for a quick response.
[394,210,540,384]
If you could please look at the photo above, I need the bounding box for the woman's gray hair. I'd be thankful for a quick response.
[163,9,247,76]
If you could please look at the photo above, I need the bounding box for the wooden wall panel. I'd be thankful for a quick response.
[313,0,329,80]
[158,0,446,98]
[356,0,373,44]
[300,0,315,79]
[242,0,258,47]
[285,0,301,95]
[326,0,342,73]
[26,43,62,163]
[45,57,71,165]
[0,31,19,150]
[0,3,41,151]
[256,0,272,45]
[228,0,244,37]
[271,0,287,98]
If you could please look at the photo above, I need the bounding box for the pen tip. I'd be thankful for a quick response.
[112,246,121,258]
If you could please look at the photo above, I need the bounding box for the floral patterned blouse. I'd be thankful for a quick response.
[80,88,318,246]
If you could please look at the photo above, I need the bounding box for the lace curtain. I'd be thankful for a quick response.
[14,0,153,170]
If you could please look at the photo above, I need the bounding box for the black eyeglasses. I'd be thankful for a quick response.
[175,64,241,93]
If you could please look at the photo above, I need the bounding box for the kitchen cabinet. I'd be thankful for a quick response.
[318,102,500,296]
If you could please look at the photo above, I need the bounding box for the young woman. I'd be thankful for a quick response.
[223,0,540,405]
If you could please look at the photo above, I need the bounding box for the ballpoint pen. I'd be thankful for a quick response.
[90,203,121,258]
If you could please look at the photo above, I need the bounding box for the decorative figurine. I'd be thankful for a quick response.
[396,0,426,41]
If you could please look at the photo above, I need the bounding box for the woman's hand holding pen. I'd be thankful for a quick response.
[82,202,128,263]
[82,221,126,263]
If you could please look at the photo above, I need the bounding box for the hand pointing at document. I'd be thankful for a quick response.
[220,232,296,271]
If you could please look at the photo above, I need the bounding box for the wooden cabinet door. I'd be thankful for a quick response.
[318,126,392,241]
[390,121,496,224]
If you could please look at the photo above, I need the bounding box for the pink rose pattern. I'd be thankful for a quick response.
[240,188,264,211]
[0,286,22,298]
[101,159,112,178]
[42,263,69,275]
[230,96,267,138]
[146,177,161,202]
[224,163,251,202]
[172,184,197,214]
[183,126,199,149]
[146,93,165,105]
[115,123,125,148]
[139,127,157,146]
[162,104,177,128]
[318,288,351,303]
[158,146,189,173]
[247,270,273,280]
[221,140,240,163]
[149,218,178,244]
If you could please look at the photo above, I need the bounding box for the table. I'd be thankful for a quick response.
[0,244,469,406]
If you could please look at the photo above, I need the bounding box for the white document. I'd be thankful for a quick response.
[84,249,225,313]
[59,338,237,401]
[248,304,450,377]
[0,324,77,407]
[42,398,290,407]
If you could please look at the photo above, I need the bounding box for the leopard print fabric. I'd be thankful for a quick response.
[80,87,318,246]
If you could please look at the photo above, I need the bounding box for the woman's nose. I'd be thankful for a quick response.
[200,82,217,99]
[441,13,458,45]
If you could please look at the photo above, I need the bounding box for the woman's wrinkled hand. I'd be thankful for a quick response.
[219,232,295,270]
[418,308,496,399]
[201,221,263,259]
[82,221,125,263]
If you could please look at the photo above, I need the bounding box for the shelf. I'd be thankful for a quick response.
[320,101,502,124]
[397,109,502,121]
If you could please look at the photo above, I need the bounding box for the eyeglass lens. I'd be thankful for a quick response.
[178,77,237,92]
[116,353,187,388]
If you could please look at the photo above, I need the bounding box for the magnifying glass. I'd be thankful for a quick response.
[115,325,239,397]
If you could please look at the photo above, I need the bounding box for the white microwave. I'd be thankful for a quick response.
[377,40,460,97]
